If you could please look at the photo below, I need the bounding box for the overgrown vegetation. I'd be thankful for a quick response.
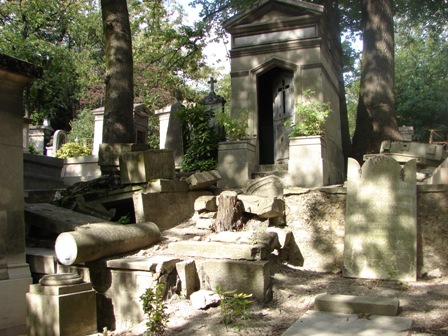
[216,285,253,326]
[287,89,332,137]
[216,108,249,141]
[140,284,169,336]
[176,104,224,172]
[55,142,91,158]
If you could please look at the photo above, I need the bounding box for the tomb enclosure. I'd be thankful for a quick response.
[0,54,41,335]
[220,0,345,188]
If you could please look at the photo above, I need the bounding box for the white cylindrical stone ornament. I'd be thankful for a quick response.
[55,222,161,265]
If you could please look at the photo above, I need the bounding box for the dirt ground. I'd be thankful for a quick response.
[113,255,448,336]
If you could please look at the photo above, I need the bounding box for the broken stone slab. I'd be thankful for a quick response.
[196,259,271,302]
[237,194,285,218]
[144,179,188,193]
[119,149,176,184]
[73,195,116,220]
[266,228,304,267]
[282,310,412,336]
[186,170,221,190]
[314,294,400,316]
[98,143,150,174]
[99,256,180,275]
[166,241,268,260]
[25,203,105,234]
[244,175,284,197]
[176,259,200,299]
[192,212,215,230]
[208,231,281,252]
[190,290,220,309]
[194,195,217,212]
[55,222,161,266]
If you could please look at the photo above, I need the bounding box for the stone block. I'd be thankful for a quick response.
[190,290,220,309]
[196,259,271,302]
[193,212,216,230]
[194,195,217,212]
[176,259,199,298]
[238,195,285,218]
[208,231,280,252]
[314,294,399,316]
[26,248,57,274]
[119,150,175,184]
[27,282,97,336]
[167,241,268,260]
[98,143,149,173]
[186,170,221,190]
[133,190,211,231]
[144,179,188,193]
[104,256,180,274]
[0,277,32,332]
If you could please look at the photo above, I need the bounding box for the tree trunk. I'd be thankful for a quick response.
[101,0,134,143]
[214,191,244,232]
[351,0,402,162]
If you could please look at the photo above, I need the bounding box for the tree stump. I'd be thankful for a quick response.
[214,191,245,232]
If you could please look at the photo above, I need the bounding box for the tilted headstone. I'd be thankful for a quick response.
[343,156,417,281]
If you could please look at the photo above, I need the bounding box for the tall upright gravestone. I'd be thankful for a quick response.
[0,54,41,334]
[343,156,417,281]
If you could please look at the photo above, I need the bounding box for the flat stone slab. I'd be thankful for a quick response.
[315,294,399,316]
[25,203,105,234]
[282,310,412,336]
[166,241,268,260]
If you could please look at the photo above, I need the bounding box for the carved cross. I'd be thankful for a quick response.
[208,77,217,92]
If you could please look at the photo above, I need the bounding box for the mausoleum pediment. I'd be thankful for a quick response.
[224,0,323,33]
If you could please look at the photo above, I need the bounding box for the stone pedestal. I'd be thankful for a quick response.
[288,136,327,187]
[27,274,97,336]
[217,140,256,189]
[0,54,41,334]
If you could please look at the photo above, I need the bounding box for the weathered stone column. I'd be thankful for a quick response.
[0,54,41,335]
[55,222,161,265]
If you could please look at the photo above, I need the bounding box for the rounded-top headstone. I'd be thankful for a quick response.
[39,273,83,286]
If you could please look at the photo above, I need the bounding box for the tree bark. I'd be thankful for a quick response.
[101,0,134,143]
[214,191,244,232]
[351,0,402,162]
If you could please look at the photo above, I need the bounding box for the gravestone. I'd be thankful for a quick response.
[0,53,41,334]
[343,156,417,281]
[92,103,149,155]
[221,0,345,187]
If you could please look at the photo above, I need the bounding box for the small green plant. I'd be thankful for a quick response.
[288,89,332,137]
[216,285,253,326]
[216,108,249,141]
[140,284,169,336]
[55,142,91,158]
[116,213,131,224]
[28,140,41,155]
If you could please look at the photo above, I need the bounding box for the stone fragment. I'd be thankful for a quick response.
[194,195,217,212]
[104,256,180,274]
[245,175,284,197]
[193,212,216,230]
[266,228,304,266]
[190,290,220,309]
[186,170,221,190]
[98,143,149,174]
[144,179,188,193]
[55,222,161,265]
[176,259,199,299]
[238,195,285,218]
[208,231,281,252]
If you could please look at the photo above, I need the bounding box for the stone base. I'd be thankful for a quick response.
[26,282,97,336]
[0,277,32,333]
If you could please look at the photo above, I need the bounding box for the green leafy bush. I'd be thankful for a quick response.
[176,104,223,172]
[67,108,94,148]
[140,284,169,336]
[216,108,249,141]
[288,89,332,137]
[56,142,91,158]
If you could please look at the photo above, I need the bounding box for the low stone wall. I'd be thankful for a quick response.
[61,155,101,186]
[284,185,448,276]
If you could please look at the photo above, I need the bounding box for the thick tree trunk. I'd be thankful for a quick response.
[214,191,244,232]
[101,0,134,143]
[351,0,402,162]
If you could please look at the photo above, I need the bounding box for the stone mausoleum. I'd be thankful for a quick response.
[219,0,346,188]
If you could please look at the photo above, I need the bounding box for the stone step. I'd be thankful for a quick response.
[314,294,399,316]
[282,310,412,336]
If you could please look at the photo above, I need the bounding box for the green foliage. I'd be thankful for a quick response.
[216,108,248,141]
[288,90,332,137]
[116,214,131,225]
[55,142,91,159]
[140,284,169,336]
[67,108,94,149]
[216,285,253,326]
[176,104,223,172]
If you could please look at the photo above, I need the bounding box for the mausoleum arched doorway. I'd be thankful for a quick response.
[257,67,294,164]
